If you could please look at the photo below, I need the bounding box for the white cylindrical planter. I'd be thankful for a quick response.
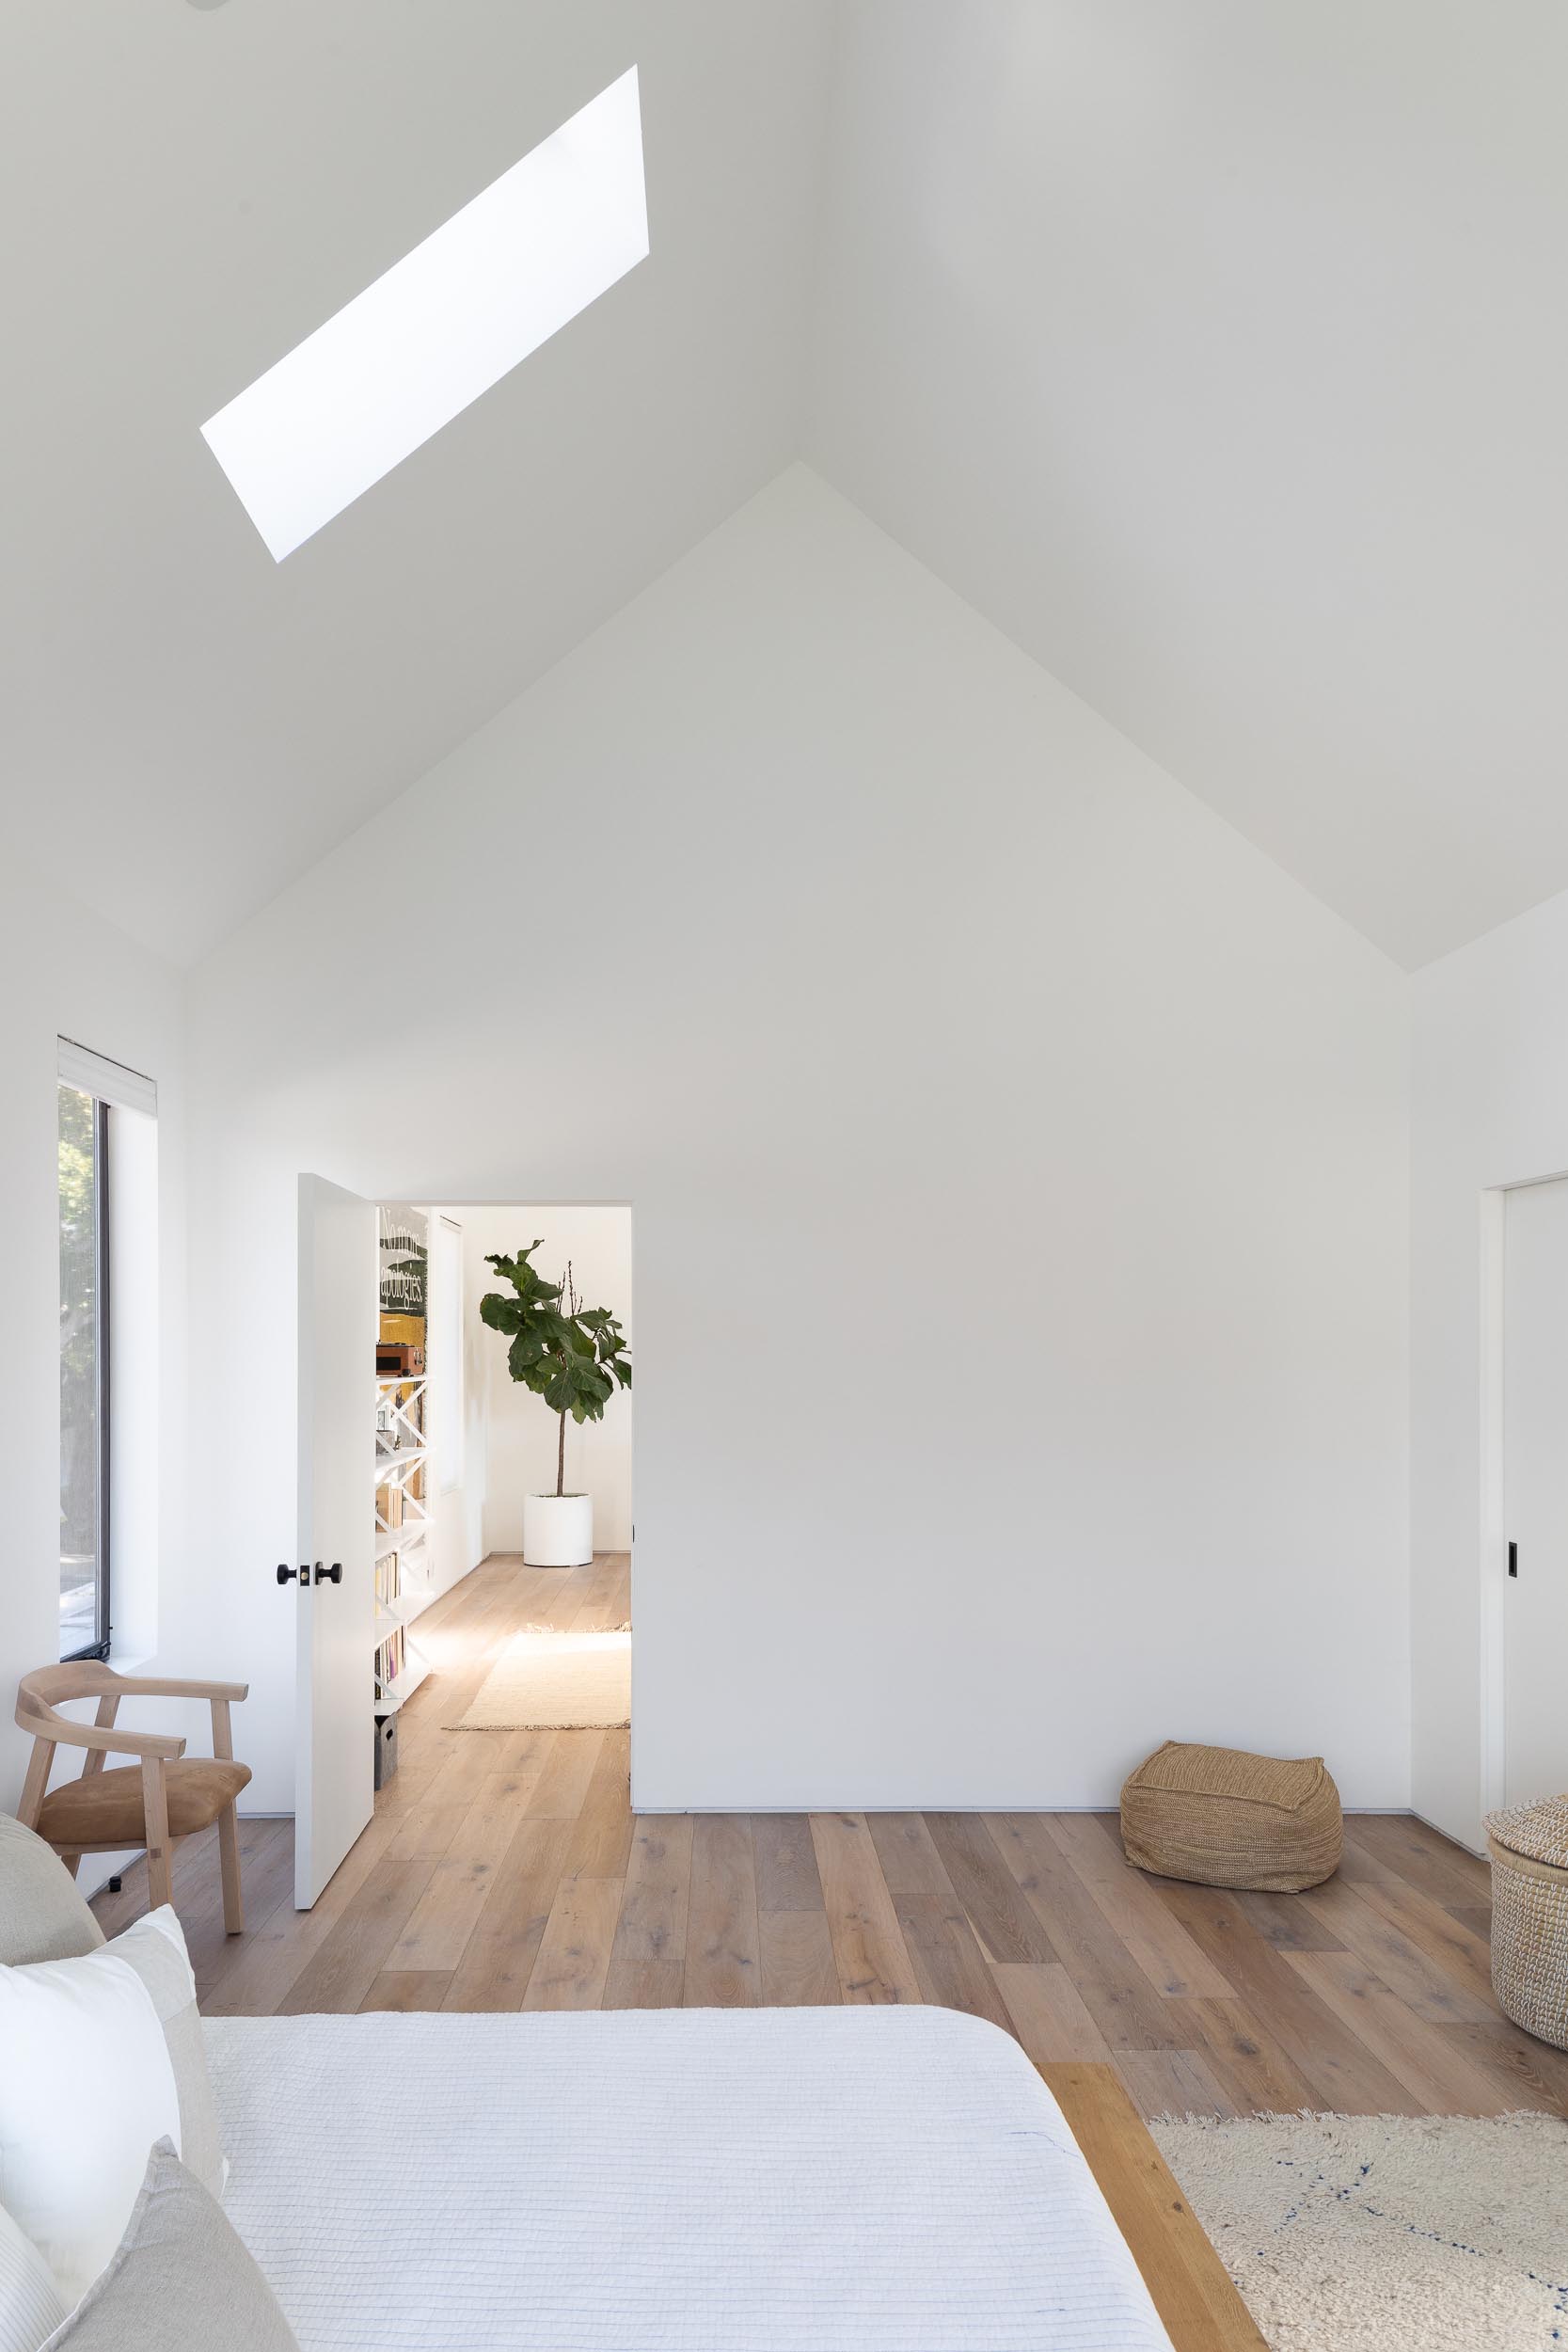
[523,1492,593,1568]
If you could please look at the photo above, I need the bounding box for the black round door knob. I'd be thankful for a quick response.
[314,1561,343,1585]
[276,1564,307,1585]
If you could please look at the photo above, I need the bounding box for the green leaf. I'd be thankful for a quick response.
[483,1243,629,1419]
[507,1329,548,1382]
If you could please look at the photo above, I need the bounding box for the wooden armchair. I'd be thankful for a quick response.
[15,1663,251,1931]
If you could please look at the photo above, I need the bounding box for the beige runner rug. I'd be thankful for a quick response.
[450,1627,630,1730]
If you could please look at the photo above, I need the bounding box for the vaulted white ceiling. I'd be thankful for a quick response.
[6,1,1568,969]
[0,1,835,960]
[805,0,1568,969]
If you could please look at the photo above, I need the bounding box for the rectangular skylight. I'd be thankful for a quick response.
[201,66,648,561]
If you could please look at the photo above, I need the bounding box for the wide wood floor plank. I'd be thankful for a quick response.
[758,1909,841,2006]
[384,1784,522,1973]
[603,1817,694,2008]
[866,1812,955,1898]
[1114,2047,1238,2122]
[685,1816,761,2008]
[565,1730,633,1881]
[200,1809,405,2016]
[1297,1873,1498,2025]
[1231,1888,1346,1954]
[810,1813,920,2005]
[1346,1814,1491,1916]
[526,1730,608,1820]
[1171,1996,1326,2114]
[1285,1949,1514,2115]
[1045,1814,1235,1997]
[442,1816,577,2011]
[992,1962,1114,2063]
[1437,2016,1568,2115]
[927,1814,1060,1964]
[360,1967,454,2011]
[188,1820,296,1999]
[276,1857,437,2015]
[894,1890,1015,2030]
[986,1815,1180,2051]
[522,1876,624,2010]
[752,1816,827,1912]
[1152,1881,1422,2113]
[1335,1849,1498,2012]
[1042,2063,1267,2352]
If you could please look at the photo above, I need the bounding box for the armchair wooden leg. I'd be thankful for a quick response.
[217,1802,244,1934]
[141,1756,174,1912]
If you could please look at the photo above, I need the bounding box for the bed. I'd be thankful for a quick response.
[206,2005,1202,2352]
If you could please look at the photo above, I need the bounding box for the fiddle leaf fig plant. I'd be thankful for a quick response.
[479,1241,631,1497]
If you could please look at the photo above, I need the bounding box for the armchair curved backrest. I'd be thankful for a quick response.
[14,1662,250,1921]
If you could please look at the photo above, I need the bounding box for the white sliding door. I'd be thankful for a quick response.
[1503,1175,1568,1806]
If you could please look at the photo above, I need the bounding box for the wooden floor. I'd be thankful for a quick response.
[95,1553,1567,2121]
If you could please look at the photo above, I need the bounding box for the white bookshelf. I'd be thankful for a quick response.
[373,1207,433,1722]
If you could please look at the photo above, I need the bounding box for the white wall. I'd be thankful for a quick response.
[182,465,1411,1814]
[0,852,189,1819]
[1411,886,1568,1851]
[461,1206,633,1558]
[427,1210,486,1597]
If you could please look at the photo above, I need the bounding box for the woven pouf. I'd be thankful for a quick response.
[1119,1740,1342,1892]
[1486,1795,1568,2051]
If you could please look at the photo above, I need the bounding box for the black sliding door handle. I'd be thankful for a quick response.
[1508,1541,1518,1579]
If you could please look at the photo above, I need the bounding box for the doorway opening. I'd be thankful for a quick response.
[296,1180,632,1909]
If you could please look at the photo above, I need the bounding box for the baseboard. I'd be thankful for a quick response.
[631,1800,1421,1818]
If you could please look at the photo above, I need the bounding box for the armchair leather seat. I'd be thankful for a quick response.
[36,1758,252,1850]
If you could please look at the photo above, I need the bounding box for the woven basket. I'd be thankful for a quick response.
[1486,1795,1568,2052]
[1119,1740,1342,1892]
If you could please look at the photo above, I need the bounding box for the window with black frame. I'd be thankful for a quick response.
[58,1080,110,1661]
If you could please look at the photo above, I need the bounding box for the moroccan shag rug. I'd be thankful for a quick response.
[449,1626,630,1730]
[1151,2110,1568,2350]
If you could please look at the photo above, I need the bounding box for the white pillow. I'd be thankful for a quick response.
[100,1911,226,2200]
[0,1940,181,2305]
[0,2203,66,2352]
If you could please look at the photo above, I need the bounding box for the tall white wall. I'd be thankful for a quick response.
[0,853,189,1817]
[1411,887,1568,1850]
[462,1207,634,1559]
[182,466,1411,1814]
[427,1208,487,1600]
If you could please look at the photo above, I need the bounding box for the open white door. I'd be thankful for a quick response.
[294,1173,376,1908]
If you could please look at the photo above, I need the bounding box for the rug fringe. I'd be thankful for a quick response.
[443,1716,630,1732]
[512,1620,631,1636]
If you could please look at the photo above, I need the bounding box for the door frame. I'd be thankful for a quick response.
[1478,1168,1568,1820]
[292,1182,635,1876]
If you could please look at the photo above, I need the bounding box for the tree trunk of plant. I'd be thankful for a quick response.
[556,1409,566,1499]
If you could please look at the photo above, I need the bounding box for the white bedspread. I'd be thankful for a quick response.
[206,2005,1172,2352]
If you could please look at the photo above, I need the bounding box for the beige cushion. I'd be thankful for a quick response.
[1120,1740,1343,1892]
[0,2201,67,2352]
[39,2142,298,2352]
[104,1910,227,2201]
[35,1761,251,1851]
[0,1814,103,1963]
